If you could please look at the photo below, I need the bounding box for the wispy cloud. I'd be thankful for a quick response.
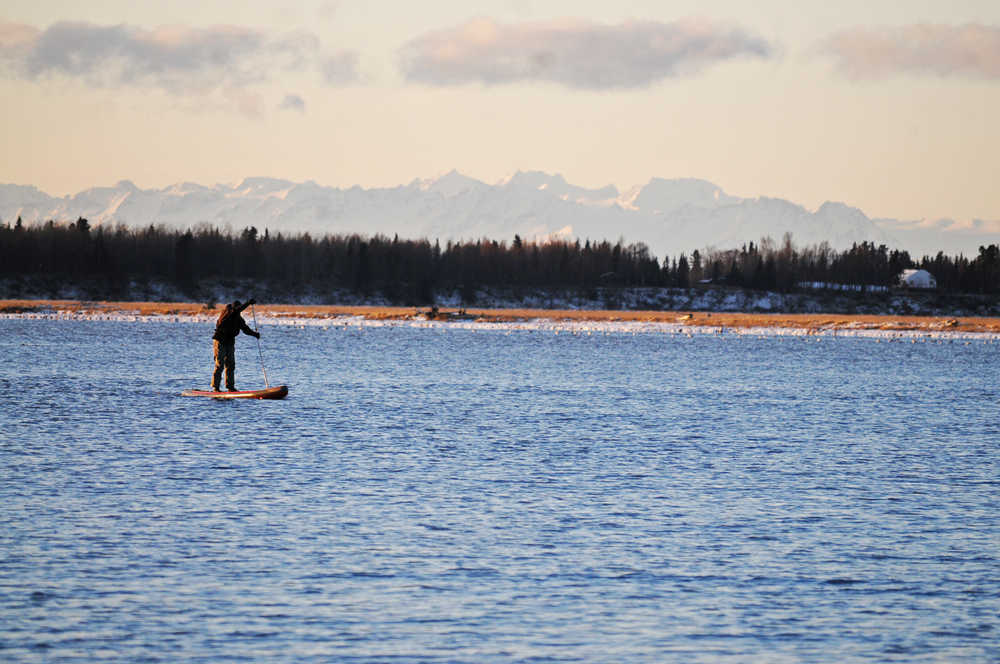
[322,51,360,85]
[398,17,774,89]
[822,23,1000,79]
[279,93,306,112]
[0,20,360,95]
[0,20,38,51]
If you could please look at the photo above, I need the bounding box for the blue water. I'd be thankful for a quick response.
[1,318,998,662]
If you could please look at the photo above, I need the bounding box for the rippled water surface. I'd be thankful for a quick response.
[1,318,999,662]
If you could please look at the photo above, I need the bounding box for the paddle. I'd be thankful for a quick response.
[250,303,270,388]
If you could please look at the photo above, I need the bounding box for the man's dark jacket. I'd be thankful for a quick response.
[213,304,256,343]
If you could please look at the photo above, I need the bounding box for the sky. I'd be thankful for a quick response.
[1,0,999,230]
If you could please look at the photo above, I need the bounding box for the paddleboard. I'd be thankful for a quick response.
[181,385,288,400]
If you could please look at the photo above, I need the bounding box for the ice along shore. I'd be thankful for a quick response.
[3,300,1000,340]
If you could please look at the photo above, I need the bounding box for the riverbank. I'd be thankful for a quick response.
[4,275,1000,318]
[4,299,1000,335]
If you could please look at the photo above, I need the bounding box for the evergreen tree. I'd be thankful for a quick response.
[677,254,690,288]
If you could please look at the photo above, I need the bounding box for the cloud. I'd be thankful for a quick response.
[822,23,1000,79]
[318,2,341,22]
[879,216,1000,234]
[322,51,360,85]
[0,20,39,51]
[279,93,306,112]
[951,218,1000,233]
[0,20,360,94]
[398,17,774,89]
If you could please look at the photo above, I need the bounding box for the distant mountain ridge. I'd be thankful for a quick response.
[0,172,993,257]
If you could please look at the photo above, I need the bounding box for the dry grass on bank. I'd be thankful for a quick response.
[4,299,1000,334]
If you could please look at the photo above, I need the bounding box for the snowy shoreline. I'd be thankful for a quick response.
[4,307,1000,342]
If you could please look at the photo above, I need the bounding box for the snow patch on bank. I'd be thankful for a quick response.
[3,310,998,342]
[4,276,999,317]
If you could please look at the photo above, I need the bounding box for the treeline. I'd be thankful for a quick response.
[1,217,999,302]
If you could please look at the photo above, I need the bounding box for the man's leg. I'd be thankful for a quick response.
[224,341,236,390]
[212,340,224,391]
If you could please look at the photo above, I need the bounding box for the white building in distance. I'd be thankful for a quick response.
[898,269,938,289]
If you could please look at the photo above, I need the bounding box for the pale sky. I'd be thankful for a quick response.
[1,0,999,227]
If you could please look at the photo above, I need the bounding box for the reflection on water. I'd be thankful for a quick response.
[1,318,998,662]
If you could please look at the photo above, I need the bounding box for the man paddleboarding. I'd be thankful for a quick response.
[211,299,260,392]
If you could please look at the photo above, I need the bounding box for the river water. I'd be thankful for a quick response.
[1,317,998,662]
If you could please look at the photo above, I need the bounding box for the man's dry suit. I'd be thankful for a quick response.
[212,299,259,391]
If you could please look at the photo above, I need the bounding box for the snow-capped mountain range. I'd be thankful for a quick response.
[0,171,994,257]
